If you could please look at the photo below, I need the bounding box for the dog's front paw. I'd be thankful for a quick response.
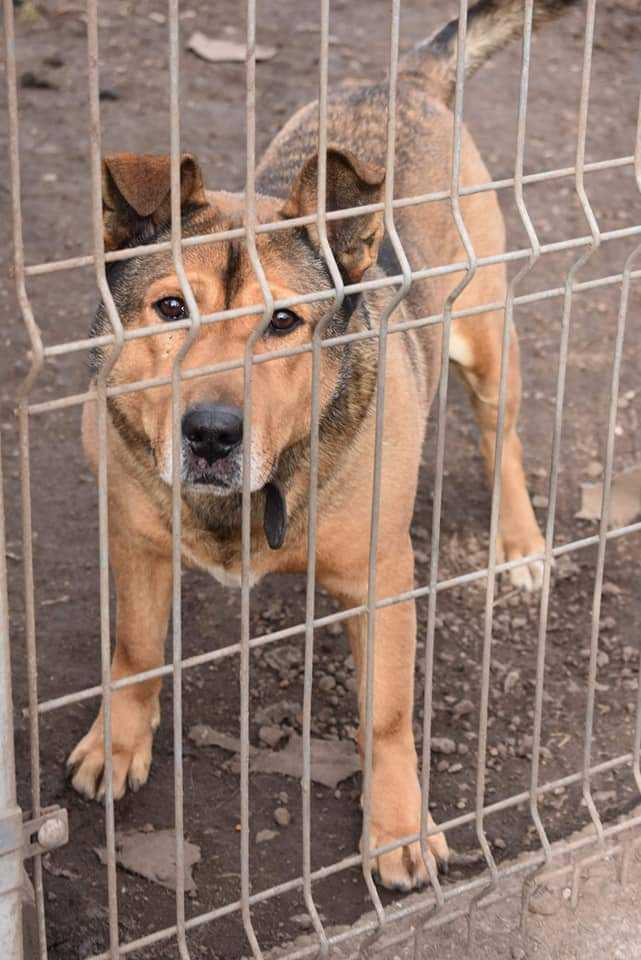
[498,529,546,592]
[363,763,448,892]
[364,815,448,892]
[67,694,160,801]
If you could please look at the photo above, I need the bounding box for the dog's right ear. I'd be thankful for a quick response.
[102,153,207,251]
[282,146,385,283]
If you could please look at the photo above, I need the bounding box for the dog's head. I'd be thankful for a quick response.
[93,150,384,501]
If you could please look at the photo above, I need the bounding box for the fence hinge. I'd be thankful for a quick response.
[20,806,69,861]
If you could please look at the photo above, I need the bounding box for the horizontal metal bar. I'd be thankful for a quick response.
[23,154,635,280]
[84,785,641,960]
[29,515,641,717]
[288,830,639,960]
[40,218,641,364]
[27,261,641,417]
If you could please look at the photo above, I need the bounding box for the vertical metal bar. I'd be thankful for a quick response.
[554,0,602,842]
[240,2,273,955]
[359,0,416,931]
[416,0,477,936]
[0,432,23,960]
[488,0,549,869]
[4,0,47,954]
[622,95,641,798]
[497,2,552,930]
[300,0,343,952]
[475,0,546,932]
[167,2,200,958]
[86,3,126,956]
[524,0,602,927]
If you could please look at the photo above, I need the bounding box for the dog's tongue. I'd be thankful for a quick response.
[263,481,287,550]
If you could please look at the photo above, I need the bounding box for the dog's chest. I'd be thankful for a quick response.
[180,535,259,589]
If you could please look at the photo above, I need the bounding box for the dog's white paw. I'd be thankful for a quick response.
[498,533,546,592]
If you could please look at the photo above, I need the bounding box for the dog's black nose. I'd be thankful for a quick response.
[182,404,243,464]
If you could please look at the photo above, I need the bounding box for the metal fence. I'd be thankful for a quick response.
[2,0,641,958]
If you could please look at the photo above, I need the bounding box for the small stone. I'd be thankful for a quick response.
[318,675,336,692]
[448,762,463,774]
[493,837,506,849]
[290,913,313,929]
[430,737,456,755]
[587,461,603,478]
[453,698,474,718]
[504,669,520,693]
[456,799,467,810]
[20,71,57,90]
[532,495,548,508]
[511,947,527,960]
[437,759,449,773]
[258,725,285,748]
[326,622,343,638]
[457,743,469,755]
[528,887,560,916]
[273,807,290,827]
[149,11,167,23]
[517,734,533,757]
[256,829,277,844]
[602,581,622,596]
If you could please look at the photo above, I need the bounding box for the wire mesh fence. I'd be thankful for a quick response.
[2,0,641,958]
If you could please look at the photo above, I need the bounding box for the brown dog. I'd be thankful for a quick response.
[68,0,576,891]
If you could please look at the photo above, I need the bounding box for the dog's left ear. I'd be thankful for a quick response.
[102,152,207,251]
[283,147,385,283]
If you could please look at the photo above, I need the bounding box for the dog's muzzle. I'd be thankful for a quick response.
[181,403,243,489]
[180,403,288,549]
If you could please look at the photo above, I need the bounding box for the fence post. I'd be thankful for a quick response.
[0,434,23,960]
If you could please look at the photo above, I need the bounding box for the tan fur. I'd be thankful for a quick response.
[65,2,561,893]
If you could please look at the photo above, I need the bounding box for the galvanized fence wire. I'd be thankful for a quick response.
[359,0,418,939]
[0,437,23,960]
[86,4,127,959]
[3,0,47,957]
[300,1,346,954]
[166,1,204,957]
[2,0,641,958]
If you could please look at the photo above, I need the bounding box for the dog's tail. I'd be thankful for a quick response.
[401,0,581,103]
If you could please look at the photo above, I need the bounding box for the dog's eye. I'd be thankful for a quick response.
[269,309,302,336]
[155,296,188,321]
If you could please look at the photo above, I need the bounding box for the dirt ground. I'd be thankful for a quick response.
[1,1,641,958]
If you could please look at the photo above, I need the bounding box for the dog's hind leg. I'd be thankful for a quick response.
[67,536,171,801]
[450,301,545,591]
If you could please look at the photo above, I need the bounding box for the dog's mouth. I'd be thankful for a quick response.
[180,446,288,549]
[183,448,240,491]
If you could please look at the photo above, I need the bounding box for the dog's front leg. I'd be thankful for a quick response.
[67,534,172,801]
[326,538,448,891]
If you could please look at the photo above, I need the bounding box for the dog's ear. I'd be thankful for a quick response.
[283,147,385,282]
[102,152,207,251]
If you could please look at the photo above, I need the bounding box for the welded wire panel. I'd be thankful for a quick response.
[2,0,641,958]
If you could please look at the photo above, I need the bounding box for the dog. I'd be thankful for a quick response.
[68,0,577,892]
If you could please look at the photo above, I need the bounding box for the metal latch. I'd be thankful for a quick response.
[22,806,68,859]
